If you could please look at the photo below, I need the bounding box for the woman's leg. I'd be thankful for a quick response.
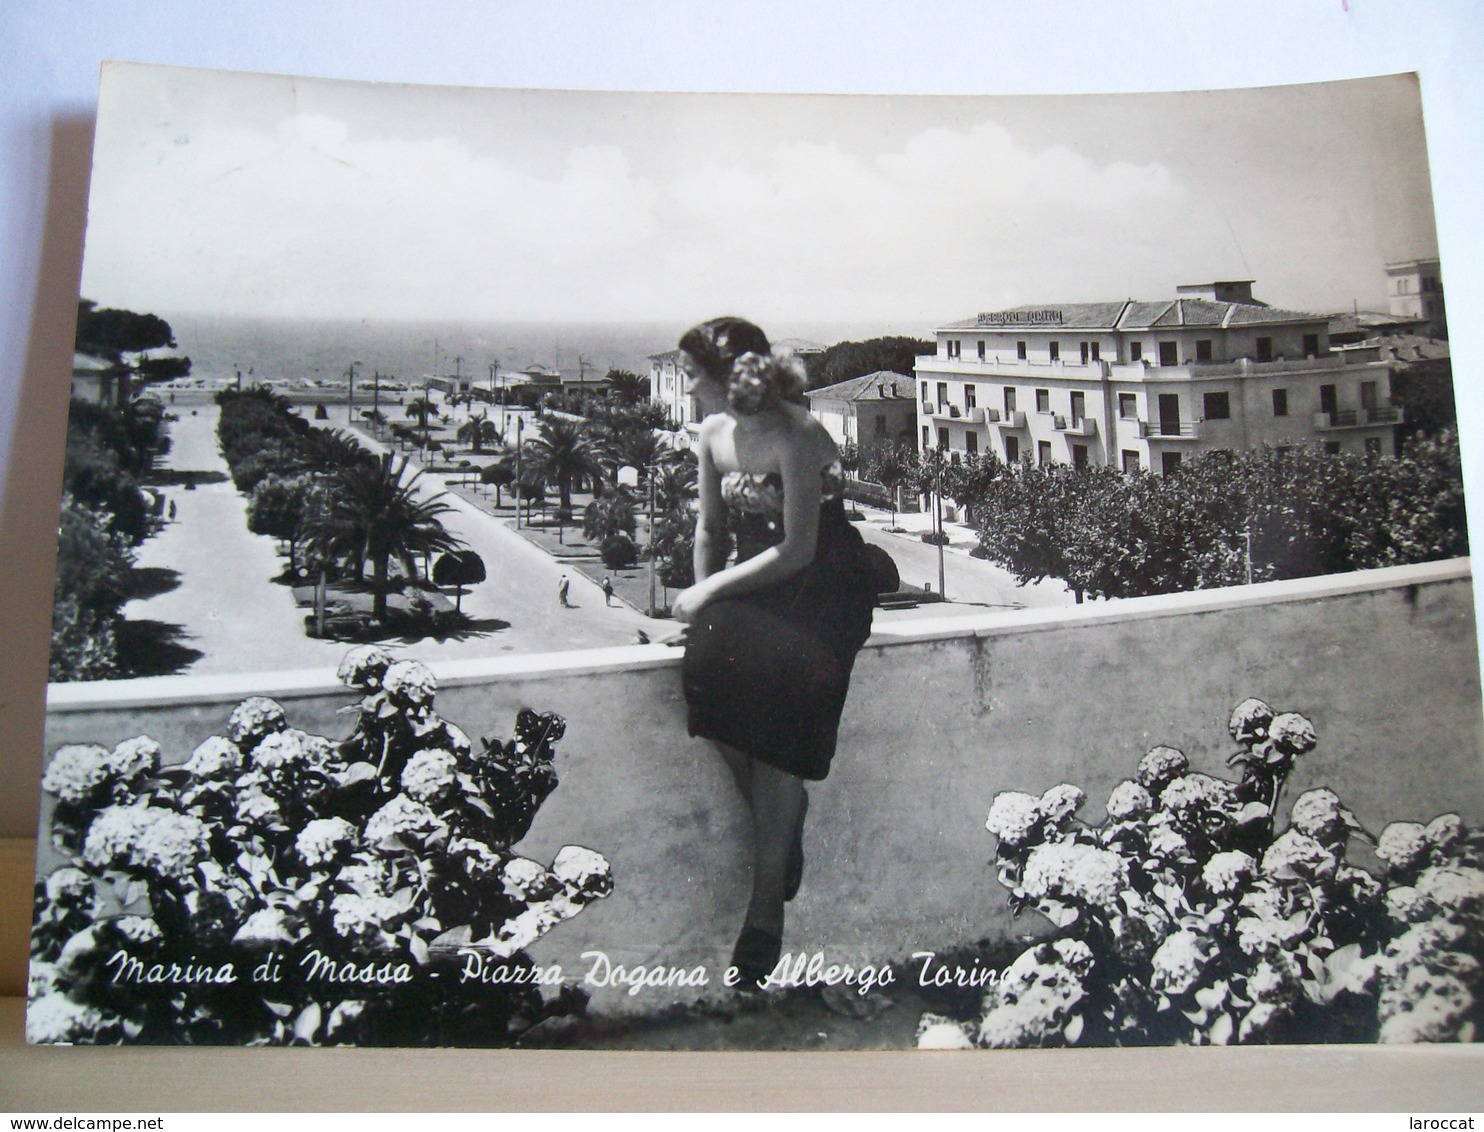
[710,739,753,802]
[740,761,805,938]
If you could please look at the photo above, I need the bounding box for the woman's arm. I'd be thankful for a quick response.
[674,427,824,621]
[692,424,729,583]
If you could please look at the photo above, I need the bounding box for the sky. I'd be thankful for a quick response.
[78,64,1440,331]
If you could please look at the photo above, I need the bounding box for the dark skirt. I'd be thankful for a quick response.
[682,512,874,781]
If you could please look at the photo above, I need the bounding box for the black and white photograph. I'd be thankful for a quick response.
[21,54,1484,1060]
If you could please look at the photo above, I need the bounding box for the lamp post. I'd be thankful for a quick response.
[514,416,524,529]
[345,360,360,426]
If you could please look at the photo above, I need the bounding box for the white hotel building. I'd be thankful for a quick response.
[915,282,1404,475]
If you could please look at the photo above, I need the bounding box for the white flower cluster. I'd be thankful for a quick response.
[1136,746,1189,792]
[1261,828,1338,883]
[1202,850,1257,896]
[44,867,95,909]
[1267,712,1317,757]
[26,992,123,1044]
[296,817,358,869]
[182,735,242,779]
[1160,773,1238,817]
[1105,780,1154,822]
[232,907,302,947]
[1021,841,1128,907]
[225,696,288,749]
[330,892,408,952]
[1289,788,1360,846]
[1149,928,1218,997]
[985,791,1042,848]
[337,644,393,690]
[972,942,1090,1048]
[381,660,437,708]
[364,794,449,849]
[552,845,615,900]
[107,737,161,784]
[1228,698,1274,745]
[41,744,112,805]
[83,803,210,879]
[400,748,458,804]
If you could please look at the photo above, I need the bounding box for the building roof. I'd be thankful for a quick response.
[936,297,1325,333]
[647,348,683,362]
[807,371,915,402]
[1328,310,1427,337]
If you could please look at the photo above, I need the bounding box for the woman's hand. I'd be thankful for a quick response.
[671,581,715,624]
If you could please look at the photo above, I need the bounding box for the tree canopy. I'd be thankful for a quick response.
[804,336,932,391]
[75,300,177,361]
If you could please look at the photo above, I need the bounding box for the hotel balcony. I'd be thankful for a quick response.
[35,560,1483,1019]
[1053,414,1097,437]
[1139,419,1202,440]
[990,409,1028,429]
[1313,405,1405,431]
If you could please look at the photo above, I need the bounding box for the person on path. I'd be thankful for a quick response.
[557,574,571,608]
[601,575,615,606]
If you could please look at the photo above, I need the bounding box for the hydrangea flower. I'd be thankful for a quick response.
[1021,841,1128,907]
[1136,746,1188,792]
[916,1014,976,1049]
[1288,788,1357,846]
[1228,698,1274,745]
[1052,938,1095,977]
[232,907,301,947]
[26,993,123,1044]
[1039,784,1086,831]
[1267,712,1317,757]
[1415,865,1484,923]
[82,803,157,870]
[226,696,288,749]
[251,728,337,775]
[1262,828,1337,883]
[552,845,614,900]
[182,735,242,778]
[1234,914,1292,957]
[382,660,437,707]
[234,788,283,827]
[41,745,111,805]
[1336,864,1384,907]
[134,810,210,879]
[338,645,394,690]
[448,836,506,883]
[1203,850,1257,895]
[44,867,95,909]
[113,916,163,948]
[985,791,1042,848]
[106,736,161,784]
[336,857,396,899]
[1424,813,1466,853]
[1378,972,1475,1043]
[296,817,358,868]
[1376,822,1430,874]
[1245,951,1301,1005]
[329,892,406,948]
[400,748,458,805]
[501,856,554,902]
[364,794,448,849]
[1160,773,1238,816]
[1146,823,1193,864]
[1105,780,1153,822]
[1149,929,1218,997]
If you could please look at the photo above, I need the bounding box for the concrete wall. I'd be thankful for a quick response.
[38,559,1484,1013]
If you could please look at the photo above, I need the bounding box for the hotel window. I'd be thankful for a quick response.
[937,382,948,406]
[966,431,979,455]
[921,381,929,401]
[950,339,961,359]
[1005,436,1020,463]
[1090,342,1100,362]
[1256,336,1273,362]
[874,414,887,436]
[1203,391,1231,420]
[965,385,977,409]
[1080,341,1089,365]
[1272,388,1288,417]
[977,340,986,361]
[1122,450,1140,473]
[938,427,949,449]
[1119,392,1137,419]
[1324,441,1342,456]
[922,425,930,449]
[1365,436,1382,458]
[1049,341,1060,362]
[1129,341,1143,362]
[1303,333,1320,357]
[1037,441,1052,466]
[1162,452,1182,475]
[1035,388,1051,413]
[1158,341,1178,366]
[1070,391,1085,424]
[1004,387,1017,414]
[1196,339,1213,362]
[1072,444,1088,469]
[1017,340,1027,360]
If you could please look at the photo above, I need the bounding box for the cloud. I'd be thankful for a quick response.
[81,110,1188,323]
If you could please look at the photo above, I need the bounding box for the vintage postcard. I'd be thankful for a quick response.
[28,63,1481,1049]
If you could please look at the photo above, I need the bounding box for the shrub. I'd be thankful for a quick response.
[30,648,612,1046]
[920,530,950,546]
[919,699,1484,1048]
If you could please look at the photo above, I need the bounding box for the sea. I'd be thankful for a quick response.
[164,313,919,390]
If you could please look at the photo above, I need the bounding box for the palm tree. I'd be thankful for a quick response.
[309,452,465,623]
[603,426,668,486]
[405,397,437,442]
[604,369,649,406]
[522,416,604,516]
[457,415,501,454]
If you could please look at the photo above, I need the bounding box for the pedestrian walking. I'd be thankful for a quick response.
[601,575,615,606]
[557,574,571,608]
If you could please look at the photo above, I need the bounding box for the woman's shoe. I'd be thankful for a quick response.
[784,790,808,902]
[730,925,782,991]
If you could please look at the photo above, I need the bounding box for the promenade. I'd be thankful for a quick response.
[118,403,660,678]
